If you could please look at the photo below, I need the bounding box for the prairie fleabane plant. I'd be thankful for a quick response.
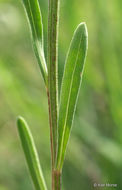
[17,0,88,189]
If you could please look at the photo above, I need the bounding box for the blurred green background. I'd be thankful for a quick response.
[0,0,122,189]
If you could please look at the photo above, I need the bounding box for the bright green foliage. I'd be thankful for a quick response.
[17,116,47,190]
[17,0,88,188]
[1,0,122,189]
[22,0,48,85]
[56,23,88,170]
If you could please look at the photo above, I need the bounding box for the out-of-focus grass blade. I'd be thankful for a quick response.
[22,0,48,85]
[56,23,88,170]
[17,116,47,190]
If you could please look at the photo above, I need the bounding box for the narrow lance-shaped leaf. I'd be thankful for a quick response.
[56,23,88,170]
[17,116,48,190]
[22,0,48,85]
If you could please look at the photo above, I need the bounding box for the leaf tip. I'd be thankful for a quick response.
[78,22,88,37]
[17,116,26,129]
[78,22,88,52]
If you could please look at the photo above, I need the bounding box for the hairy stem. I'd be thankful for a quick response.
[47,0,60,189]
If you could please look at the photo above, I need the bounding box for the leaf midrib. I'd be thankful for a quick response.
[27,0,41,43]
[26,0,47,75]
[23,123,45,189]
[57,31,83,169]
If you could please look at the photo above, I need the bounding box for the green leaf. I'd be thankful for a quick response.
[56,23,88,170]
[17,116,47,190]
[22,0,48,85]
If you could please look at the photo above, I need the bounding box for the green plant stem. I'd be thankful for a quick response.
[53,170,61,190]
[47,0,60,189]
[47,89,61,190]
